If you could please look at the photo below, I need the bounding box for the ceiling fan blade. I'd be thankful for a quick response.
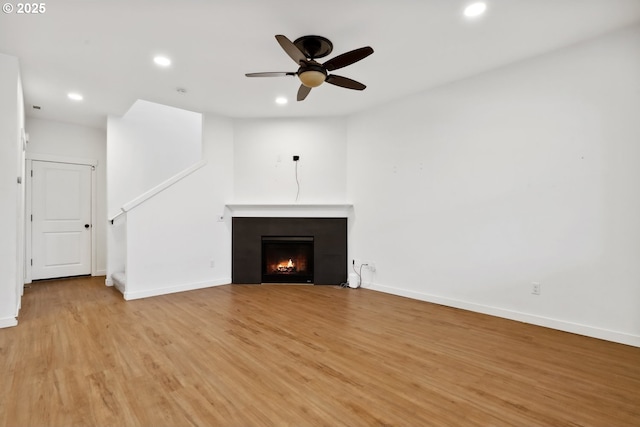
[245,72,296,77]
[275,35,307,65]
[297,84,312,101]
[325,75,366,90]
[323,46,374,71]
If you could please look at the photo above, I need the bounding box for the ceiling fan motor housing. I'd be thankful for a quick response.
[293,35,333,59]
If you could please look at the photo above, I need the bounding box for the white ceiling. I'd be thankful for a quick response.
[2,0,640,129]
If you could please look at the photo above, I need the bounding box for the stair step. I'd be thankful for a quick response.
[111,271,126,294]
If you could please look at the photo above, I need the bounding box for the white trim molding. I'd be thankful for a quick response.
[225,203,353,218]
[123,278,230,300]
[366,282,640,348]
[26,152,98,167]
[0,317,18,328]
[25,156,99,282]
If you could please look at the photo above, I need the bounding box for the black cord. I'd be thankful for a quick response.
[295,160,300,202]
[339,262,370,289]
[351,262,367,289]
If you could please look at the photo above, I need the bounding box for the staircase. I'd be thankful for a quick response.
[106,100,228,300]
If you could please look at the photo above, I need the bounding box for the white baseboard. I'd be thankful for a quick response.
[94,269,107,276]
[367,282,640,348]
[123,278,231,301]
[0,317,18,329]
[114,281,125,295]
[105,277,113,286]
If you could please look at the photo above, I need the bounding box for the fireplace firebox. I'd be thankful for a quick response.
[262,236,314,283]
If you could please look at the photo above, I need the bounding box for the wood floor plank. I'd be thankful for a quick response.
[1,276,639,426]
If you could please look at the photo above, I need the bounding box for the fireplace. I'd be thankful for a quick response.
[262,236,314,283]
[232,217,347,285]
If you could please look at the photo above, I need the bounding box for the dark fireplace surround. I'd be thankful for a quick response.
[232,217,347,285]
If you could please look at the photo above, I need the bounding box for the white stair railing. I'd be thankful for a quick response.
[108,159,207,224]
[107,159,207,295]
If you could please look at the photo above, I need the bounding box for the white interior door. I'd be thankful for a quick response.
[31,161,92,280]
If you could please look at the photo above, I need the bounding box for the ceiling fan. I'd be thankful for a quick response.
[245,35,374,101]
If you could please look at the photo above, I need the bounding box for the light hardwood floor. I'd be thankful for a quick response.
[1,276,639,426]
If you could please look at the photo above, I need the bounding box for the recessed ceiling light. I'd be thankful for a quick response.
[275,97,288,105]
[464,2,487,18]
[153,56,171,67]
[67,92,83,101]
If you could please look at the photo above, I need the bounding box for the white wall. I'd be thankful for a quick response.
[0,53,24,328]
[16,73,25,309]
[233,117,347,203]
[347,25,640,346]
[106,101,233,298]
[204,114,235,280]
[25,118,107,275]
[107,99,202,217]
[106,100,203,280]
[123,113,233,299]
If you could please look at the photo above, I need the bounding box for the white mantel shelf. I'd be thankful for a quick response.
[225,203,353,218]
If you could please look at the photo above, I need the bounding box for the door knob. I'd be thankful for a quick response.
[84,224,90,229]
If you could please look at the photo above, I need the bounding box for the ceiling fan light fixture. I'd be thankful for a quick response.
[299,70,326,88]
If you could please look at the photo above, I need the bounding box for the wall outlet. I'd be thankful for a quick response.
[532,282,541,295]
[210,260,215,268]
[366,263,376,272]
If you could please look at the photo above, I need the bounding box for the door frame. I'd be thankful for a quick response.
[25,153,98,284]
